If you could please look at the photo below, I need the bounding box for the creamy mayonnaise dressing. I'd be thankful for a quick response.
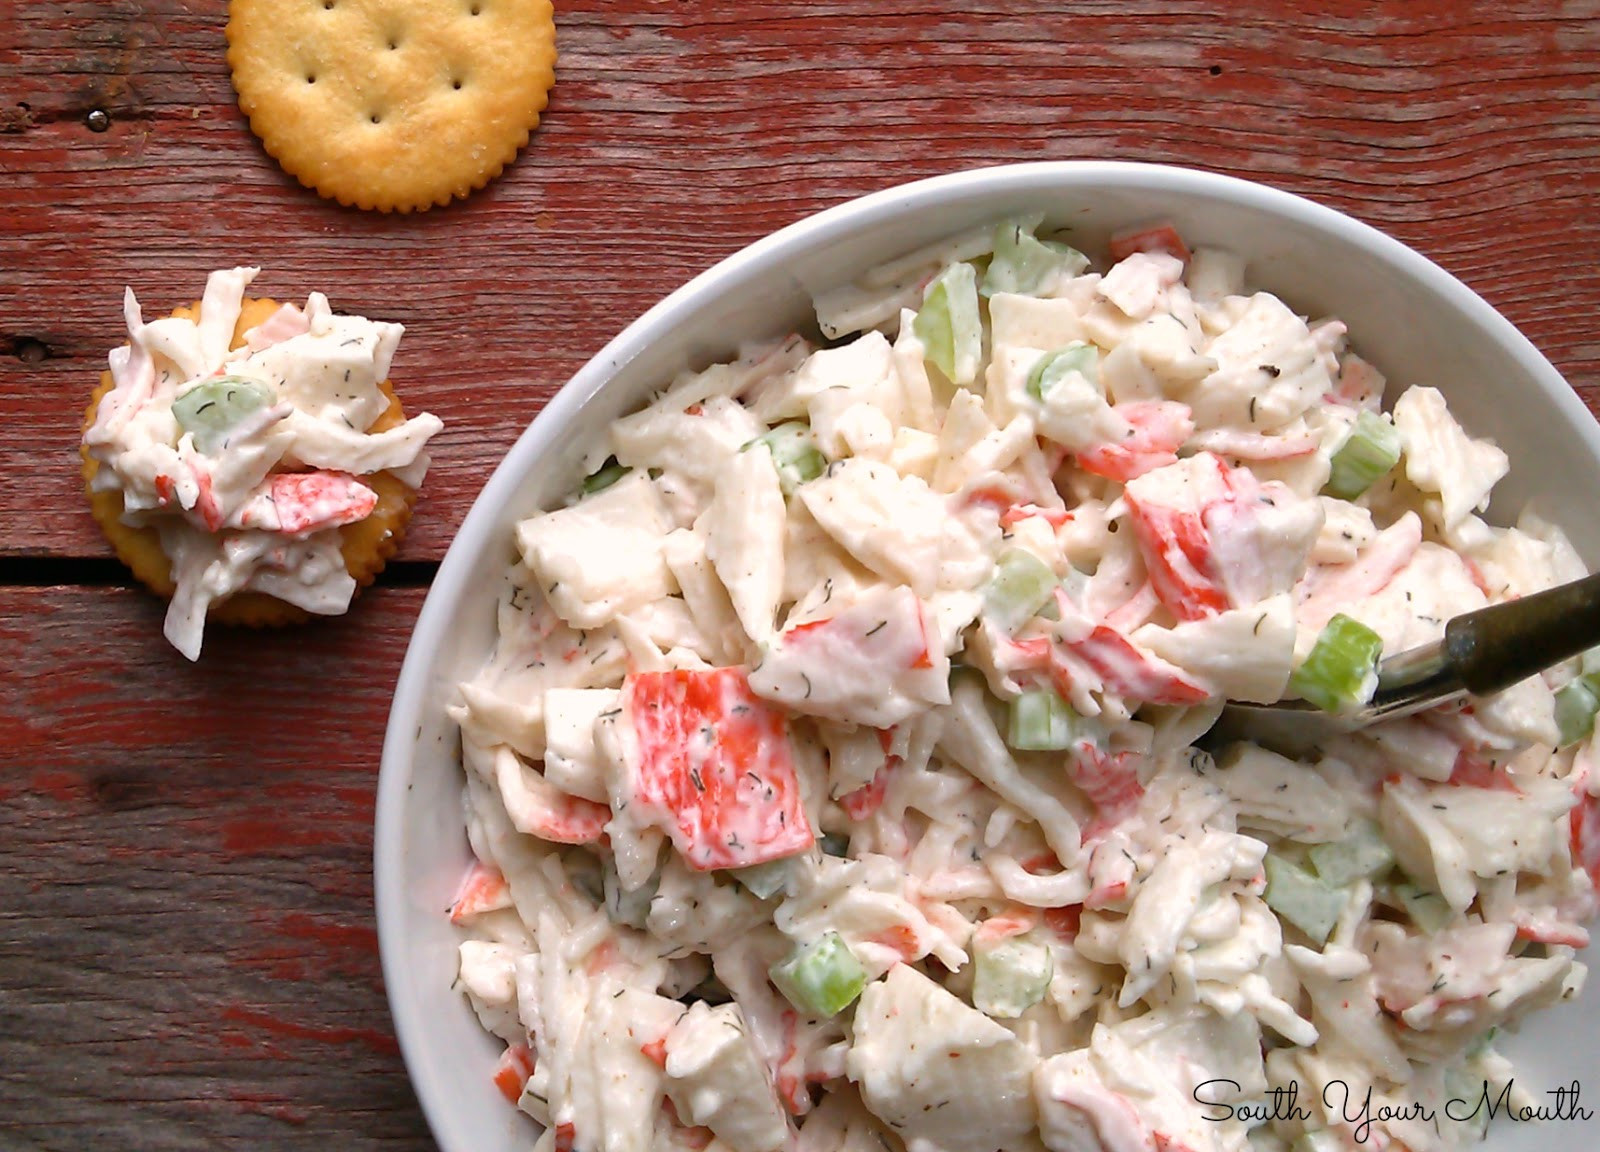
[84,267,443,659]
[449,221,1597,1152]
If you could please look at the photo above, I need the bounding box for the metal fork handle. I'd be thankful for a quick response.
[1360,568,1600,720]
[1447,567,1600,696]
[1207,570,1600,756]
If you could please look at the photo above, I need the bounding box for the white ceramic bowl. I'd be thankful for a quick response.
[377,161,1600,1152]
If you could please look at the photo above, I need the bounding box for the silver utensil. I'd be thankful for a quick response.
[1207,568,1600,756]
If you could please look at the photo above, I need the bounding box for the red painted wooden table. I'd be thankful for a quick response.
[3,2,1598,1148]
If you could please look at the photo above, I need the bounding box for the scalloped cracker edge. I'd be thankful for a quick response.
[227,0,556,212]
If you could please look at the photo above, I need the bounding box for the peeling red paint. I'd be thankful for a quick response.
[29,769,88,805]
[219,1005,400,1058]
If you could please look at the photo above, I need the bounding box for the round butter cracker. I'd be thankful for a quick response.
[82,297,418,629]
[227,0,557,212]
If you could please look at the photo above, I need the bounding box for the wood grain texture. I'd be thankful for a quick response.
[0,586,433,1152]
[3,0,1598,559]
[4,3,1600,1150]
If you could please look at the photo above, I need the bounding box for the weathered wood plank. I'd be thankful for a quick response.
[3,0,1598,559]
[5,4,1600,1148]
[0,586,434,1150]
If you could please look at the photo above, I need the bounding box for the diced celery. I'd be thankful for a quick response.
[1007,687,1079,752]
[731,858,792,900]
[819,832,850,858]
[1289,614,1383,714]
[569,861,606,907]
[1056,566,1089,606]
[913,261,982,385]
[980,218,1088,298]
[744,421,826,496]
[1308,819,1395,886]
[1026,342,1100,401]
[581,457,631,495]
[1394,883,1453,933]
[1263,854,1345,944]
[1034,570,1084,625]
[770,932,867,1018]
[603,857,660,930]
[984,548,1058,633]
[1290,1133,1343,1152]
[1555,678,1600,747]
[172,375,275,454]
[973,933,1053,1018]
[1444,1064,1491,1139]
[1323,410,1402,500]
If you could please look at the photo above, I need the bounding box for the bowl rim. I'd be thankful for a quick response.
[375,158,1594,1151]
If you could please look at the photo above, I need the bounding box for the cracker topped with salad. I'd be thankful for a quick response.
[82,267,444,659]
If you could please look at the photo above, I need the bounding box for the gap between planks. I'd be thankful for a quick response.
[0,557,441,589]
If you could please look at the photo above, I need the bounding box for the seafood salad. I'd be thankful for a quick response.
[446,216,1600,1152]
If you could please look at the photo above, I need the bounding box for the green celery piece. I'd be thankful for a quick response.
[172,375,275,454]
[770,932,868,1018]
[731,858,792,900]
[981,218,1088,298]
[1008,687,1079,752]
[744,422,826,495]
[1035,568,1086,625]
[913,261,982,385]
[1555,678,1600,747]
[984,548,1058,633]
[603,857,660,930]
[1026,342,1100,402]
[1323,410,1402,500]
[569,862,606,908]
[1308,819,1395,886]
[1289,614,1383,714]
[581,457,631,495]
[1443,1065,1490,1139]
[973,933,1053,1018]
[1263,854,1345,944]
[1290,1134,1344,1152]
[1393,883,1453,933]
